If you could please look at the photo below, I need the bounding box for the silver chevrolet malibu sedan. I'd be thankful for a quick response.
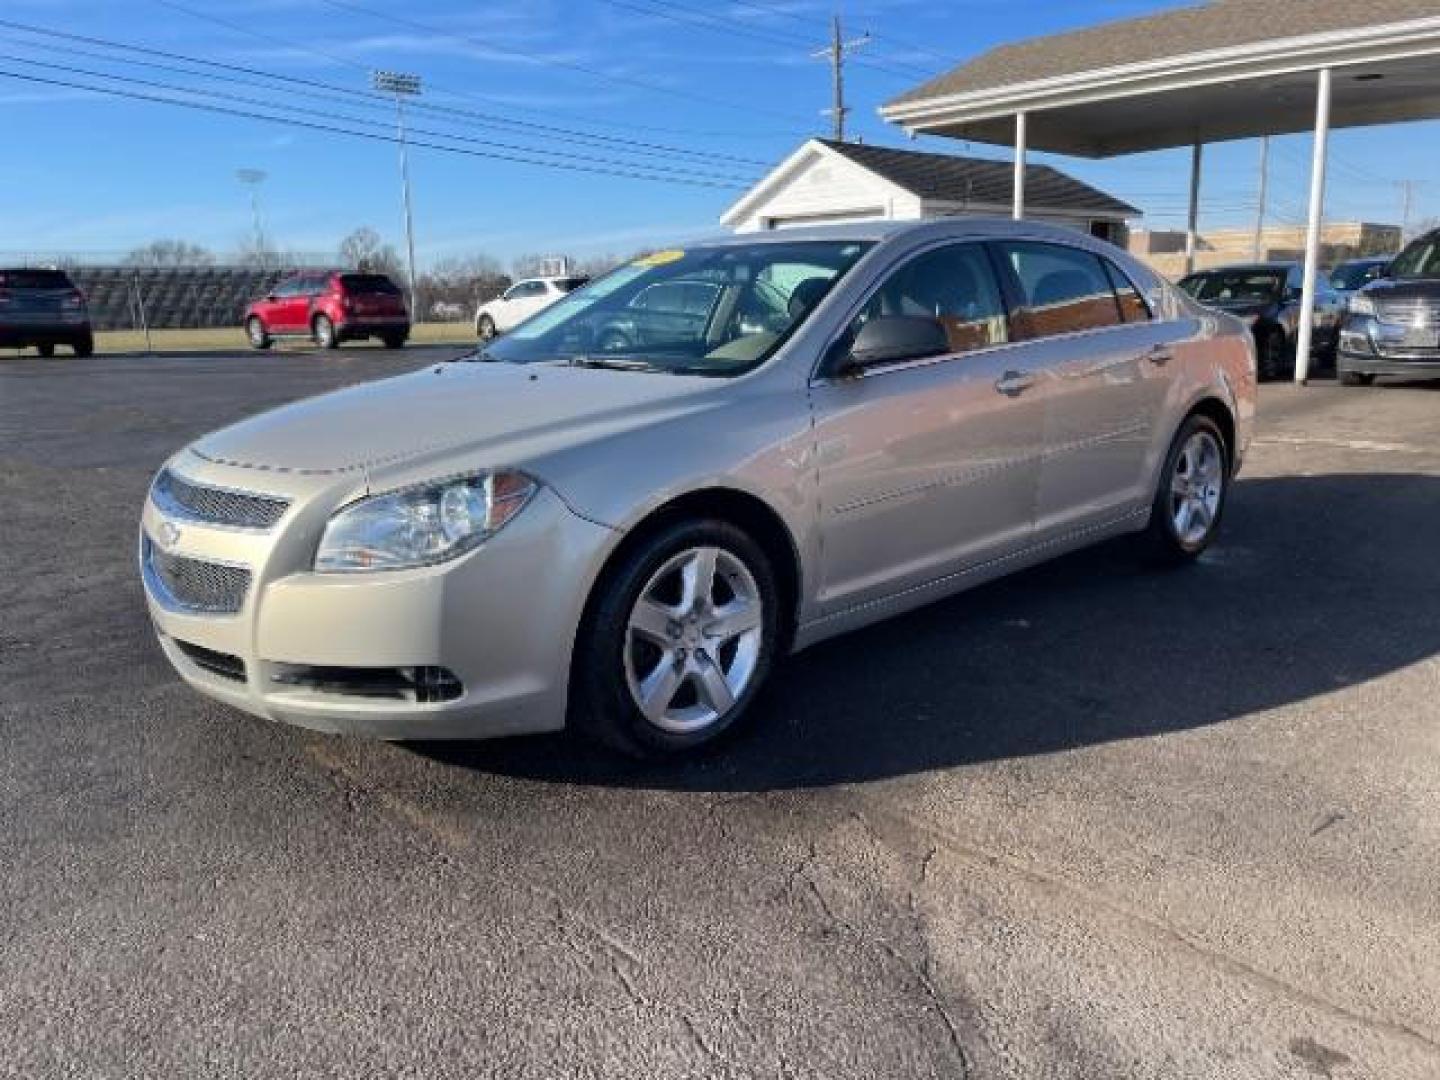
[141,220,1256,757]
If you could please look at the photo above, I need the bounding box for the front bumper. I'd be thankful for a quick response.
[141,453,614,739]
[1338,348,1440,379]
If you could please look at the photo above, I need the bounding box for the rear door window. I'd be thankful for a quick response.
[995,241,1123,339]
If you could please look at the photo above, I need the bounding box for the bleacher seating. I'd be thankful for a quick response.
[68,265,298,331]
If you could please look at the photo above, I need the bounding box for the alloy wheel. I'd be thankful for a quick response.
[623,546,764,735]
[1169,430,1224,546]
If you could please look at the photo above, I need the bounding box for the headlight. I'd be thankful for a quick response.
[1339,317,1376,355]
[1348,295,1376,316]
[315,470,537,572]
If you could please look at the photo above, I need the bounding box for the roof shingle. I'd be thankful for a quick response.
[888,0,1440,106]
[819,139,1138,216]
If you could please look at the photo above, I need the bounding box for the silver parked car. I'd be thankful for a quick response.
[140,220,1256,757]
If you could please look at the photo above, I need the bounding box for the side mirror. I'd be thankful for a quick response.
[842,316,950,374]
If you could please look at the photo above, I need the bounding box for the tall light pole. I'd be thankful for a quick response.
[235,168,268,267]
[372,69,421,320]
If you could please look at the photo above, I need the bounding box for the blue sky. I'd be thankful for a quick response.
[2,0,1436,269]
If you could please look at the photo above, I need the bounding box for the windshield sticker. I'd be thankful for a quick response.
[633,249,686,268]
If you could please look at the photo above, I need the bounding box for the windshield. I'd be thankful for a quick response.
[476,240,874,375]
[1329,262,1385,290]
[1388,235,1440,279]
[1178,269,1285,303]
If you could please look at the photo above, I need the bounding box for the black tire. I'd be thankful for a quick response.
[72,334,94,358]
[477,314,496,341]
[36,343,55,358]
[1139,412,1230,567]
[570,518,782,759]
[381,334,406,350]
[246,317,271,351]
[1340,371,1375,387]
[1256,328,1287,382]
[313,314,339,349]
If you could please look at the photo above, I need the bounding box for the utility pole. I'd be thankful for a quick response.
[372,69,421,321]
[1251,137,1269,262]
[812,14,869,142]
[1399,179,1415,239]
[235,168,268,267]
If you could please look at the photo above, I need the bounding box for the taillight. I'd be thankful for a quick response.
[0,289,10,307]
[63,289,84,309]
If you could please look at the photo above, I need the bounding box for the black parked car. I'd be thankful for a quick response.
[1339,229,1440,386]
[0,267,94,356]
[1330,256,1391,304]
[1178,262,1344,380]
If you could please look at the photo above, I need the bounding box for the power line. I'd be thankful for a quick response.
[0,52,760,184]
[0,17,772,168]
[664,0,956,73]
[0,67,750,190]
[314,0,815,124]
[597,0,933,81]
[148,0,788,143]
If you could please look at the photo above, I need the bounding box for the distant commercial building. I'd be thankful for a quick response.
[1130,221,1402,278]
[722,138,1138,244]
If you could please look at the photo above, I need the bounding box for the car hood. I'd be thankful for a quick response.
[1201,298,1274,321]
[191,361,723,476]
[1359,278,1440,303]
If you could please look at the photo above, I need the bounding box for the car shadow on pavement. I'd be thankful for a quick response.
[409,472,1440,792]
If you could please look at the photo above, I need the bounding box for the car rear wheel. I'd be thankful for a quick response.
[36,343,55,358]
[477,314,496,341]
[1140,413,1229,566]
[572,519,780,758]
[381,333,406,350]
[1341,371,1375,386]
[246,317,271,350]
[73,334,93,358]
[313,314,338,349]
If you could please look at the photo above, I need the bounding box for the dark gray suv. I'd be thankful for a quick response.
[1339,229,1440,385]
[0,268,94,357]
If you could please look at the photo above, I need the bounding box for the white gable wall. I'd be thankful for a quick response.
[725,145,922,233]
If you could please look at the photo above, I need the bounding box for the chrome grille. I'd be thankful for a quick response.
[152,469,289,530]
[142,535,251,614]
[1375,297,1440,326]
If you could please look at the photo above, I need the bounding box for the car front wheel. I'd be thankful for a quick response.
[1140,413,1229,565]
[246,317,271,350]
[477,314,496,341]
[572,519,780,758]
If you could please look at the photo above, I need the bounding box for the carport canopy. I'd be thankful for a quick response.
[881,0,1440,383]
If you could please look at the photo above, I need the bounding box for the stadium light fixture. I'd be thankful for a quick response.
[372,70,422,319]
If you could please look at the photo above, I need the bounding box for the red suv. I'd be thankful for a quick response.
[244,270,409,350]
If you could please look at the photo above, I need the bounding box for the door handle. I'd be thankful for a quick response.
[1145,345,1173,366]
[994,370,1036,397]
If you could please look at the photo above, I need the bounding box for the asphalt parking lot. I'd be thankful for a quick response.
[2,347,1438,1079]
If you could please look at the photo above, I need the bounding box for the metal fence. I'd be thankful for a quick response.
[63,266,319,331]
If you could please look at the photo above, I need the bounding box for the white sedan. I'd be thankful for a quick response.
[475,275,588,339]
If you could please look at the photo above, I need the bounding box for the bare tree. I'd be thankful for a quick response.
[339,227,405,281]
[417,255,511,320]
[123,239,215,267]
